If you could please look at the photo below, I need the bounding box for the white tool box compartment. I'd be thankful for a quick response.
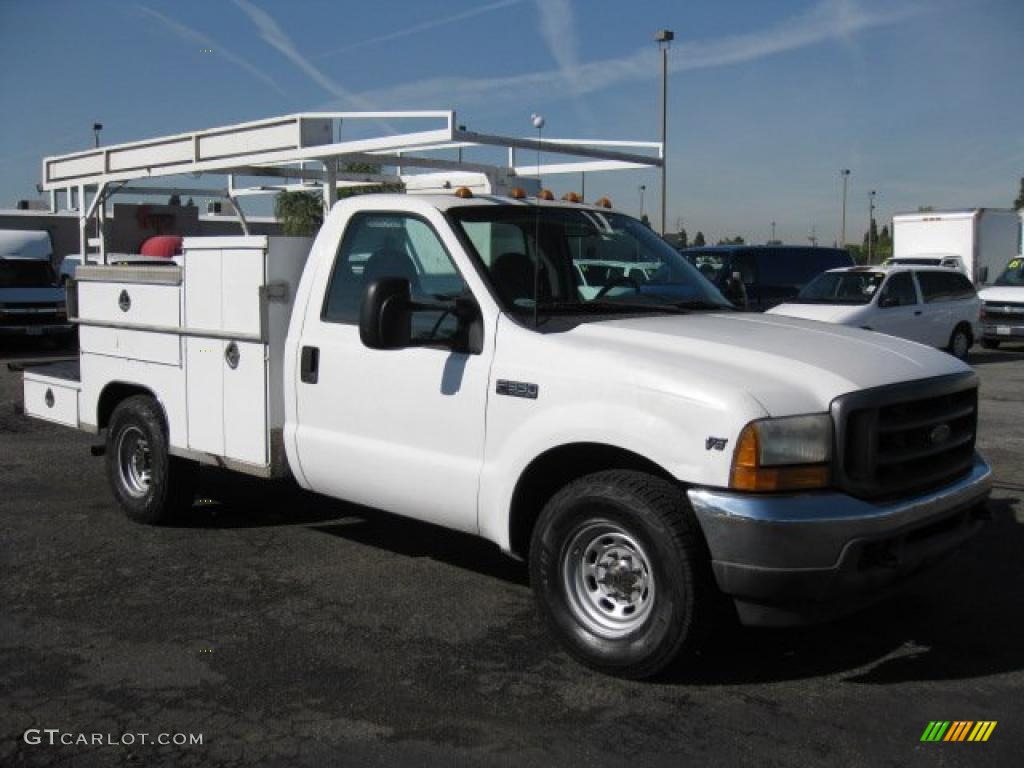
[181,237,311,469]
[24,371,81,428]
[77,279,181,329]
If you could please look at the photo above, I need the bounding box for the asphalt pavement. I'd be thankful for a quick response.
[2,336,1022,767]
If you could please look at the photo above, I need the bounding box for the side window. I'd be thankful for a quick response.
[322,213,468,342]
[917,271,973,303]
[879,272,917,306]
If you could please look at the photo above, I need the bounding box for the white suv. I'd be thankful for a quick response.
[767,265,980,359]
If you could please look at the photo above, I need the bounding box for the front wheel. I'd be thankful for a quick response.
[947,324,972,360]
[529,470,714,679]
[105,395,197,524]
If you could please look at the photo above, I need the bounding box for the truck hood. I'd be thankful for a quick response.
[979,286,1024,303]
[765,302,867,324]
[567,312,967,417]
[0,286,65,305]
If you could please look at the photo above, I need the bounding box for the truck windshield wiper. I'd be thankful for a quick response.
[533,300,689,314]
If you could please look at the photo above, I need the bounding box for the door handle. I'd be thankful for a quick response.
[300,345,319,384]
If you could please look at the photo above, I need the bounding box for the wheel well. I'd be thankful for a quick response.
[96,383,161,430]
[507,443,676,559]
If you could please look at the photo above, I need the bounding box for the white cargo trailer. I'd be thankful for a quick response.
[891,209,1020,285]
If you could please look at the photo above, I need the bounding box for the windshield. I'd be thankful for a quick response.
[994,257,1024,287]
[450,206,730,316]
[0,259,57,288]
[793,271,885,304]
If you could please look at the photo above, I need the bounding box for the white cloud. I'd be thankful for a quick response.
[320,0,523,59]
[356,0,925,112]
[231,0,378,111]
[136,4,288,98]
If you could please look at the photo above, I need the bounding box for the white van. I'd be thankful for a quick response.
[0,229,72,340]
[767,265,981,359]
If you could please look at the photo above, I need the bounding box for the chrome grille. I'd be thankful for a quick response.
[832,373,978,500]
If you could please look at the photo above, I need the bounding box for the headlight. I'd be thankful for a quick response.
[730,413,832,492]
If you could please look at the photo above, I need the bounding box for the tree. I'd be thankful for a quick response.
[1014,177,1024,210]
[717,236,745,245]
[693,231,706,247]
[274,191,323,236]
[678,227,688,249]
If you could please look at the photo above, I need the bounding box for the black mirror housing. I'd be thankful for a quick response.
[360,277,412,349]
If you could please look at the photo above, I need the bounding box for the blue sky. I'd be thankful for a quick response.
[0,0,1021,244]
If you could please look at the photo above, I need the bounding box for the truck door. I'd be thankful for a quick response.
[293,211,491,534]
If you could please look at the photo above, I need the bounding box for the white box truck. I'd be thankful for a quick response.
[890,209,1021,285]
[21,113,992,678]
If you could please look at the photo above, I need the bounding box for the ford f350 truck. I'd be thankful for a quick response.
[22,113,992,678]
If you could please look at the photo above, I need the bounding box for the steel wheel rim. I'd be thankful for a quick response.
[953,331,969,358]
[116,425,152,498]
[561,520,655,638]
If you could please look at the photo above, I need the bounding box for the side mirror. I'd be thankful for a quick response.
[359,277,412,350]
[723,273,748,309]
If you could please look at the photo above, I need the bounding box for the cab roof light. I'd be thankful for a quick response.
[561,192,582,203]
[454,186,474,199]
[509,187,528,200]
[595,197,613,209]
[537,189,555,201]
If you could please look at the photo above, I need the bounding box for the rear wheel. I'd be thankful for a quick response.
[529,470,714,679]
[947,324,972,360]
[980,338,1000,350]
[105,395,197,524]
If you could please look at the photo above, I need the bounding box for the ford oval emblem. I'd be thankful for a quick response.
[929,423,951,445]
[118,289,131,312]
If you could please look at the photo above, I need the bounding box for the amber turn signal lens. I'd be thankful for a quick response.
[729,422,830,491]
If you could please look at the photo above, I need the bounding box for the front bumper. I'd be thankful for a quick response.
[687,454,992,626]
[981,323,1024,340]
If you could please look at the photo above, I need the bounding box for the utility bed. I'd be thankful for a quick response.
[24,235,312,476]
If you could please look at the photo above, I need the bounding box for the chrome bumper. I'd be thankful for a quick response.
[687,454,992,625]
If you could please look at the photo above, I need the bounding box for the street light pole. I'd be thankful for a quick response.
[639,184,646,218]
[840,169,850,248]
[655,29,674,237]
[867,189,877,264]
[771,220,776,242]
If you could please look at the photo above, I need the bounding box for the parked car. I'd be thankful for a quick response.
[978,256,1024,348]
[767,265,980,359]
[683,245,854,310]
[0,230,72,341]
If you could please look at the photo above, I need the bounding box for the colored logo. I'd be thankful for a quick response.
[920,721,997,742]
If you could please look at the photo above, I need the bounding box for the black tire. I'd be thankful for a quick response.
[529,470,714,679]
[104,395,197,524]
[947,323,972,361]
[980,338,1000,350]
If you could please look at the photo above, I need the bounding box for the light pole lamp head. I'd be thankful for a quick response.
[841,168,850,176]
[655,29,675,44]
[93,122,103,132]
[530,113,545,130]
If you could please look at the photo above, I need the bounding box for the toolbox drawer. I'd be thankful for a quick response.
[23,377,80,428]
[77,281,181,329]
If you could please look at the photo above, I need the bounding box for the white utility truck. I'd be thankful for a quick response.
[23,113,992,678]
[890,208,1020,285]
